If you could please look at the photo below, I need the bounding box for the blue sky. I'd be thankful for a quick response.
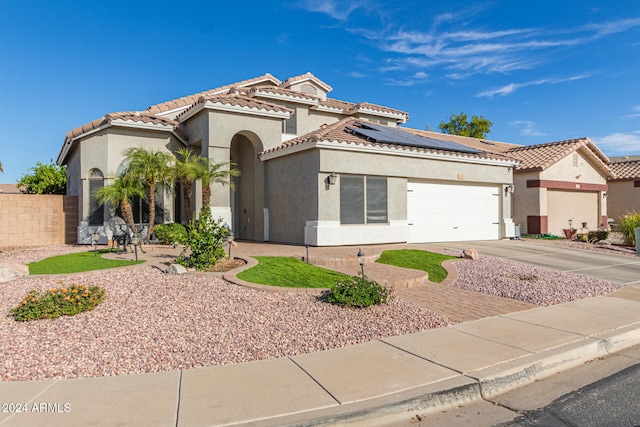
[1,0,639,183]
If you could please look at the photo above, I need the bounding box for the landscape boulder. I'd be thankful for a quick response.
[166,264,188,275]
[462,248,479,261]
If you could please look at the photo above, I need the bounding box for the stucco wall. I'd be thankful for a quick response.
[540,150,607,184]
[0,195,77,249]
[608,180,640,222]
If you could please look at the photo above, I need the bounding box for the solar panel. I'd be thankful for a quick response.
[347,122,482,154]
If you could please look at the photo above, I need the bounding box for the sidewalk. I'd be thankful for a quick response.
[1,244,639,426]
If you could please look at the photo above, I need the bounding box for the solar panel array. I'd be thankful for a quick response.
[347,122,483,154]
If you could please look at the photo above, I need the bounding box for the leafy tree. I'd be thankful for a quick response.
[438,112,493,139]
[93,176,144,232]
[198,157,240,214]
[0,160,3,173]
[122,147,175,241]
[17,161,67,194]
[174,148,201,223]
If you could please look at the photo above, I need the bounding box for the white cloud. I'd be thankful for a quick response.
[624,105,640,119]
[349,71,367,78]
[476,74,590,97]
[510,120,547,137]
[295,0,366,20]
[592,131,640,156]
[412,71,428,79]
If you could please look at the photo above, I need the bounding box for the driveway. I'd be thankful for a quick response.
[423,240,640,286]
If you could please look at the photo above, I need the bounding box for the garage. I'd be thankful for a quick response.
[547,190,599,236]
[407,182,500,243]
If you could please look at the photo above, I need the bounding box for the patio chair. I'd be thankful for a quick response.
[108,217,132,254]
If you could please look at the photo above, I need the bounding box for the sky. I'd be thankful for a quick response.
[1,0,639,183]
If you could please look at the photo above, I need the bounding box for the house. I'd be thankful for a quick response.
[57,72,519,245]
[505,138,613,235]
[607,155,640,223]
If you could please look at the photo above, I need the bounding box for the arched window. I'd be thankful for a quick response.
[88,168,104,225]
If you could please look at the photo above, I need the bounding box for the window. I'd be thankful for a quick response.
[282,105,297,134]
[88,169,104,225]
[340,175,388,224]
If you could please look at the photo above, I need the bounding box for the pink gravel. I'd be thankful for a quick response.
[0,250,452,382]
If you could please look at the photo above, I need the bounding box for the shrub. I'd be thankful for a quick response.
[327,274,394,308]
[618,212,640,246]
[177,209,229,270]
[153,223,188,245]
[10,283,105,321]
[587,230,608,243]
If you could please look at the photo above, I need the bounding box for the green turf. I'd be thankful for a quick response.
[375,249,457,283]
[28,250,145,275]
[236,256,353,288]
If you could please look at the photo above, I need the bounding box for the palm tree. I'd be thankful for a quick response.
[93,176,144,231]
[123,147,175,241]
[174,148,201,223]
[198,157,240,214]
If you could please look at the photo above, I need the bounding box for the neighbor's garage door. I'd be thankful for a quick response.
[407,182,500,243]
[547,190,598,236]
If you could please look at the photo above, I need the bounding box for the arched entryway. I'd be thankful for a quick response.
[229,131,265,241]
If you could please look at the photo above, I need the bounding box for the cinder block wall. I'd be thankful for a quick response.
[0,195,78,250]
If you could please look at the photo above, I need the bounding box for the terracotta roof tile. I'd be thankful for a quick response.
[175,93,293,120]
[505,138,612,176]
[65,112,179,141]
[146,73,281,115]
[609,160,640,180]
[249,86,321,103]
[280,72,333,92]
[260,118,514,163]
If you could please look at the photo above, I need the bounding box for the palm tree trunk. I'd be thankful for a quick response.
[182,181,193,223]
[147,183,156,241]
[119,200,137,234]
[201,183,211,214]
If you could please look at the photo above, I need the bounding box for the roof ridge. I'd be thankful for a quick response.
[506,137,587,152]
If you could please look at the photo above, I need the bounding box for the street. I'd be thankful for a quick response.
[401,343,640,426]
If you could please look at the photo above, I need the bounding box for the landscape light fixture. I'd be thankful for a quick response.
[223,222,234,259]
[131,236,141,261]
[357,248,365,277]
[91,230,100,257]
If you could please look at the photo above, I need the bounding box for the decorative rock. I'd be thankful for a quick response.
[165,264,188,275]
[462,248,479,260]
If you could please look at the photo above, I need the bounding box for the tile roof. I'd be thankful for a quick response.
[280,72,333,92]
[65,112,180,141]
[260,118,515,163]
[505,138,612,176]
[146,73,281,115]
[608,159,640,180]
[175,93,294,120]
[249,85,321,103]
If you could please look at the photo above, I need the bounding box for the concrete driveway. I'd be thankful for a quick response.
[423,240,640,286]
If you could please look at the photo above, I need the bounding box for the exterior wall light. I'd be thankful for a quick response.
[325,172,337,190]
[505,184,515,195]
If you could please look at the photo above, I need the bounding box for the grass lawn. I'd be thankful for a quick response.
[236,256,353,288]
[28,250,145,275]
[375,250,457,283]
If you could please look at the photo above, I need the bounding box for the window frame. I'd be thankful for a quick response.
[339,174,388,225]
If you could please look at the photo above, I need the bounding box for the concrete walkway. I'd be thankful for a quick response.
[1,242,639,426]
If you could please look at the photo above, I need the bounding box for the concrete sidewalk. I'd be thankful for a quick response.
[1,288,640,426]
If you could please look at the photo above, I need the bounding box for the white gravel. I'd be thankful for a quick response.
[0,247,452,382]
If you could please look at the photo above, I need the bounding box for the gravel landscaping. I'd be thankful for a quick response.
[0,246,452,382]
[0,243,621,382]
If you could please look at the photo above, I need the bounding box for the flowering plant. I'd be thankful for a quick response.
[326,274,394,308]
[10,282,105,321]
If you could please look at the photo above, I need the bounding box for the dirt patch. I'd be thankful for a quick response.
[207,258,246,272]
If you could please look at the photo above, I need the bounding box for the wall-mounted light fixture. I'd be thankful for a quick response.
[603,191,608,198]
[325,172,337,190]
[505,184,515,195]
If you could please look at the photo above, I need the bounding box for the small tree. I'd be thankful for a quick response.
[122,147,175,241]
[438,112,493,139]
[177,209,229,270]
[0,160,3,173]
[17,161,66,194]
[93,176,145,232]
[174,148,201,223]
[199,157,240,214]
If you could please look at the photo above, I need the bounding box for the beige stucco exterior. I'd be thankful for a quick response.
[513,148,608,235]
[608,180,640,223]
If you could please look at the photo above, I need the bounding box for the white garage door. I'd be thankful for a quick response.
[407,182,500,243]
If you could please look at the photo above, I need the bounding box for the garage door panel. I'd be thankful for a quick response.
[408,182,499,243]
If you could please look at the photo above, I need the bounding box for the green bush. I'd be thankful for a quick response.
[327,274,394,308]
[618,212,640,246]
[177,209,229,270]
[10,283,105,321]
[153,223,188,245]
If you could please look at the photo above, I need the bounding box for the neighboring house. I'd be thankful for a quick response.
[57,72,519,245]
[0,184,23,194]
[505,138,613,236]
[607,155,640,223]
